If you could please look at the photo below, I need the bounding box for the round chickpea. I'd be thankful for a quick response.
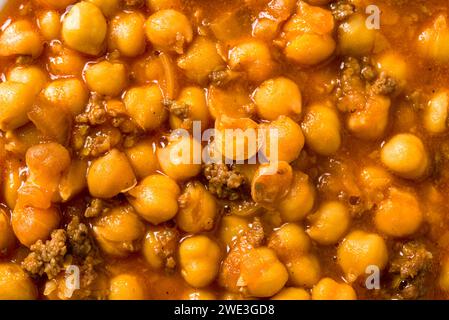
[2,158,24,209]
[312,278,356,300]
[0,263,37,300]
[337,230,388,282]
[287,254,321,288]
[127,174,181,224]
[0,209,15,255]
[359,165,392,191]
[108,11,146,57]
[147,0,181,11]
[84,60,128,97]
[375,52,408,92]
[0,20,43,58]
[218,215,250,247]
[7,65,48,95]
[271,287,311,300]
[109,274,146,300]
[338,13,376,56]
[285,34,336,66]
[423,90,449,134]
[417,15,449,63]
[268,223,310,262]
[42,78,88,116]
[0,81,36,131]
[179,235,221,288]
[381,133,429,179]
[125,139,159,179]
[37,10,61,41]
[47,43,86,77]
[87,0,120,17]
[142,226,179,270]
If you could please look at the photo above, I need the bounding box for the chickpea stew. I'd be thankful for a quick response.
[0,0,449,300]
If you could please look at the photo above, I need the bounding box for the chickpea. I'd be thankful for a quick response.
[374,188,423,238]
[375,52,408,92]
[251,161,293,208]
[306,201,350,246]
[147,0,181,11]
[218,215,250,247]
[7,65,48,95]
[142,226,179,270]
[182,289,216,300]
[87,0,120,17]
[58,159,88,202]
[84,60,128,97]
[240,247,288,297]
[301,102,341,156]
[423,90,449,134]
[179,235,221,288]
[253,77,302,121]
[228,40,274,82]
[47,44,86,77]
[177,182,217,233]
[123,85,167,131]
[177,37,225,84]
[288,254,321,288]
[268,223,310,262]
[207,84,253,119]
[4,123,46,156]
[125,139,159,179]
[359,165,392,191]
[144,9,193,54]
[0,263,37,300]
[0,20,43,58]
[439,256,449,292]
[108,11,146,57]
[0,209,15,255]
[271,287,311,300]
[62,2,107,55]
[277,171,315,222]
[0,81,36,131]
[42,78,88,116]
[109,274,145,300]
[127,174,181,224]
[2,158,24,209]
[337,230,388,282]
[93,206,145,257]
[87,149,137,199]
[169,87,211,131]
[35,0,76,9]
[285,34,336,66]
[418,15,449,63]
[380,133,429,179]
[338,13,376,56]
[37,10,61,41]
[312,278,356,300]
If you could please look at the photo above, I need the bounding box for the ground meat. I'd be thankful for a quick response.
[330,0,355,21]
[67,216,93,258]
[370,73,398,95]
[152,226,180,270]
[164,99,190,119]
[203,163,247,200]
[84,198,108,218]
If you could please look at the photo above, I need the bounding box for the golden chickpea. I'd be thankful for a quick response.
[125,139,159,179]
[380,133,429,179]
[218,215,250,247]
[142,226,179,270]
[0,20,43,58]
[58,159,88,202]
[4,123,46,156]
[240,247,288,297]
[84,60,128,97]
[177,182,217,233]
[338,13,376,56]
[35,0,76,9]
[268,223,310,262]
[87,149,137,199]
[37,10,61,41]
[277,171,315,222]
[228,40,274,82]
[0,81,36,131]
[108,11,146,57]
[42,78,88,116]
[144,9,193,54]
[93,206,145,257]
[374,188,423,238]
[285,34,336,66]
[156,135,202,181]
[337,230,388,282]
[47,44,86,77]
[287,254,321,288]
[312,278,356,300]
[169,87,211,131]
[147,0,181,11]
[0,263,37,300]
[306,201,350,245]
[423,90,449,134]
[2,158,24,209]
[87,0,120,17]
[253,77,302,121]
[109,274,146,300]
[179,235,221,288]
[439,256,449,292]
[418,15,449,63]
[0,209,15,255]
[127,174,181,224]
[375,52,408,92]
[177,37,225,84]
[182,289,216,300]
[301,102,341,156]
[7,65,47,95]
[62,2,107,55]
[359,165,392,191]
[271,287,310,300]
[123,85,167,131]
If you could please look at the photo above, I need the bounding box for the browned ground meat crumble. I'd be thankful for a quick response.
[203,163,247,200]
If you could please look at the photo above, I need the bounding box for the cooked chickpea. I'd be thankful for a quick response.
[37,10,61,41]
[380,133,429,179]
[277,171,315,222]
[240,247,288,297]
[125,139,159,179]
[179,235,221,288]
[268,223,310,262]
[142,226,179,270]
[418,15,449,63]
[312,278,356,300]
[169,87,211,131]
[177,37,225,84]
[228,40,274,82]
[0,209,15,255]
[177,182,217,233]
[288,254,321,288]
[338,13,376,56]
[147,0,181,10]
[182,289,216,300]
[0,20,43,58]
[108,11,146,57]
[84,60,128,97]
[87,0,120,17]
[2,158,24,209]
[253,77,302,121]
[306,201,350,246]
[58,159,88,202]
[123,85,167,131]
[0,81,36,131]
[42,78,88,116]
[423,90,449,134]
[375,188,423,237]
[7,65,47,95]
[0,263,37,300]
[109,274,145,300]
[301,102,341,156]
[47,44,86,77]
[87,149,137,199]
[285,34,336,66]
[127,174,181,224]
[144,9,193,54]
[375,52,408,92]
[359,165,392,191]
[62,2,107,55]
[337,230,388,282]
[36,0,76,9]
[271,287,310,300]
[218,215,250,247]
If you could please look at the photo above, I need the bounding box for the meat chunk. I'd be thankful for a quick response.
[330,1,355,21]
[203,163,247,200]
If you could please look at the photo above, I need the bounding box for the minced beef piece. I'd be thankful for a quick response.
[203,163,247,200]
[67,216,93,258]
[330,1,355,21]
[164,99,190,119]
[22,229,67,279]
[84,198,107,218]
[152,226,180,270]
[370,73,398,95]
